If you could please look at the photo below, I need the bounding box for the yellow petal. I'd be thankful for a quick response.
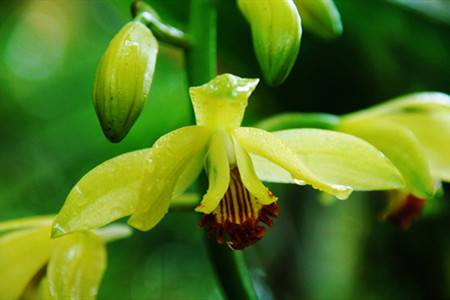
[340,120,433,198]
[0,226,53,300]
[48,232,106,300]
[234,139,277,205]
[189,74,259,129]
[383,111,450,182]
[52,149,151,237]
[272,129,405,191]
[195,130,230,213]
[0,215,53,233]
[39,276,52,300]
[172,149,206,198]
[250,153,295,184]
[233,127,352,199]
[342,92,450,124]
[128,126,211,231]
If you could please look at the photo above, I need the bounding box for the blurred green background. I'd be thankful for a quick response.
[0,0,449,299]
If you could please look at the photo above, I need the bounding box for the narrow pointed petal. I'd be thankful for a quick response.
[189,74,259,129]
[128,126,211,231]
[0,215,53,233]
[233,127,353,199]
[271,129,405,191]
[234,140,277,205]
[0,227,54,300]
[340,120,434,198]
[342,92,450,123]
[53,149,151,237]
[383,111,450,182]
[294,0,343,39]
[48,232,106,300]
[196,130,230,214]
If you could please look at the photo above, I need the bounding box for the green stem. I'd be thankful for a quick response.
[185,0,217,86]
[185,1,258,300]
[132,1,191,49]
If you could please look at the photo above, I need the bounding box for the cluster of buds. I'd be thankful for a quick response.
[93,0,344,143]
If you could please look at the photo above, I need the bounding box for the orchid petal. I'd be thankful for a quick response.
[189,73,259,129]
[271,129,405,191]
[340,120,433,198]
[342,92,450,123]
[173,149,206,198]
[0,226,54,300]
[128,126,211,231]
[383,111,450,182]
[250,153,294,184]
[0,215,53,233]
[233,127,352,199]
[234,138,277,205]
[48,232,106,300]
[52,149,151,237]
[196,130,230,214]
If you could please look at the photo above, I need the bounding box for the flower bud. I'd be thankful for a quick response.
[93,21,158,143]
[293,0,343,39]
[238,0,301,86]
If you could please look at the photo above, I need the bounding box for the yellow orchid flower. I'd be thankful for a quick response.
[53,73,405,250]
[339,92,450,228]
[0,215,131,300]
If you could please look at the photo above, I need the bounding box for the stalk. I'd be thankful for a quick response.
[185,1,258,299]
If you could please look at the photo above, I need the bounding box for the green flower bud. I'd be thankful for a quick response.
[238,0,301,86]
[294,0,343,39]
[93,21,158,143]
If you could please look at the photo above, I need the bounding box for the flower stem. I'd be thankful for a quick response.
[185,0,217,86]
[185,1,258,299]
[132,0,191,49]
